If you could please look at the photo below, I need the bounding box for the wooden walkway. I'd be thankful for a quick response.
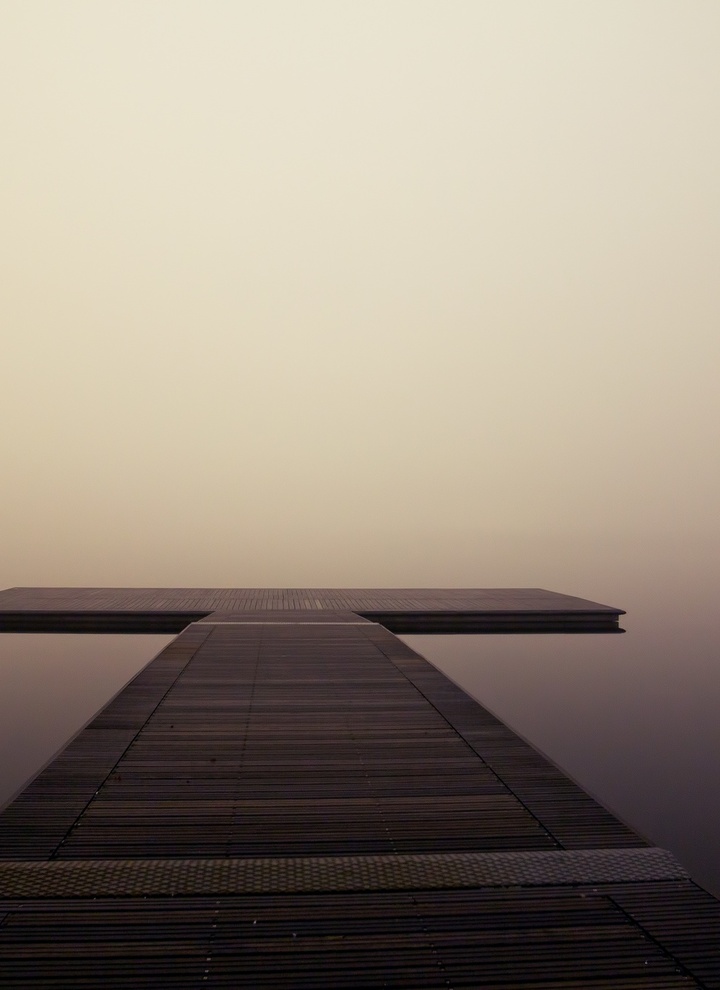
[0,591,718,987]
[0,586,625,632]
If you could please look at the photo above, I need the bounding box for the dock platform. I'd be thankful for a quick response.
[0,588,718,987]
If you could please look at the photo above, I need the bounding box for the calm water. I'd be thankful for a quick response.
[1,564,718,898]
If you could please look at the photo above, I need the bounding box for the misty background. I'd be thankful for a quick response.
[2,1,719,587]
[1,2,719,892]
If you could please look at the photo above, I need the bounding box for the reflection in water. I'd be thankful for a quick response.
[0,634,174,810]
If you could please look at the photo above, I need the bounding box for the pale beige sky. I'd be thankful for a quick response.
[2,1,719,590]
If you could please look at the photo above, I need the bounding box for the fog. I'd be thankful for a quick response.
[2,2,719,590]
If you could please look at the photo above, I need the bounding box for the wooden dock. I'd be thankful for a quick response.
[0,586,625,633]
[0,589,718,987]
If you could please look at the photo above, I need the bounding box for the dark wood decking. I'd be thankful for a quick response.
[0,586,625,632]
[1,591,718,987]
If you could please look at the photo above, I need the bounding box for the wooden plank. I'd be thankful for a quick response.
[0,890,701,988]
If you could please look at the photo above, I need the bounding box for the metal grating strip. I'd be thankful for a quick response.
[0,848,686,898]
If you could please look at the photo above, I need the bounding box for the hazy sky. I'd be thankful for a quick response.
[2,1,719,591]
